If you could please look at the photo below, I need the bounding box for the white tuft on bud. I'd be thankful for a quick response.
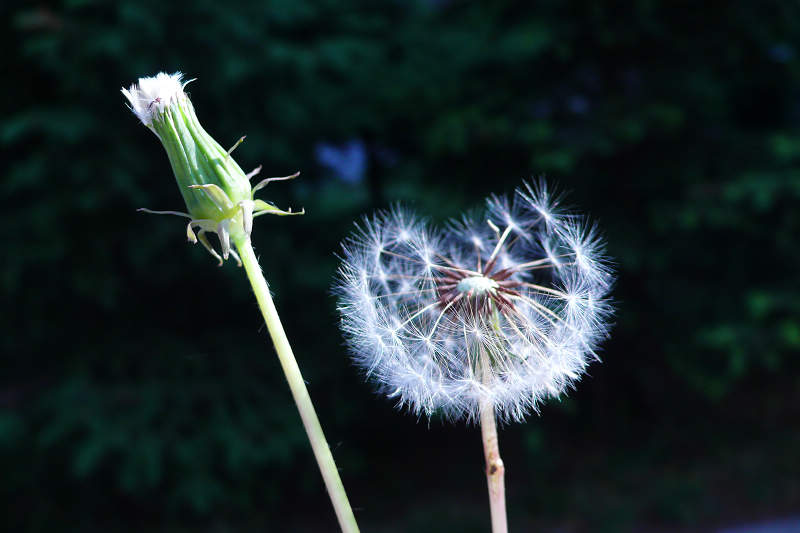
[121,71,191,126]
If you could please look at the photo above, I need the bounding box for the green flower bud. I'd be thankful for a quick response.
[122,72,302,265]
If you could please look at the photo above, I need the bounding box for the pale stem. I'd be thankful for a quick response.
[479,352,508,533]
[235,237,360,533]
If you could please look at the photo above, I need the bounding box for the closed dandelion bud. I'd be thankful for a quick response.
[122,71,302,266]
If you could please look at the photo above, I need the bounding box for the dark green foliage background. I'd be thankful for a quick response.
[2,1,799,531]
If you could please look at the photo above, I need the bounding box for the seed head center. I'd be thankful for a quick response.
[457,275,498,296]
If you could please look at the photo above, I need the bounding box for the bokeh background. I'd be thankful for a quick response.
[2,1,799,531]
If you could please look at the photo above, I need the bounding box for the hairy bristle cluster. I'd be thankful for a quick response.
[121,71,191,126]
[334,180,614,422]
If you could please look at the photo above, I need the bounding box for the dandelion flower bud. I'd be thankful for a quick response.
[334,181,614,422]
[122,71,302,265]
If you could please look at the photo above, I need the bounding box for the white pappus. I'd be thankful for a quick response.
[334,181,614,423]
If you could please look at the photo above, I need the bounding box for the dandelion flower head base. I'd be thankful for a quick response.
[335,181,614,422]
[122,72,303,266]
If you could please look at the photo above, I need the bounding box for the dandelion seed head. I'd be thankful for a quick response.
[334,180,614,423]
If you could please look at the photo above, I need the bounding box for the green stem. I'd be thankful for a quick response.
[235,236,360,533]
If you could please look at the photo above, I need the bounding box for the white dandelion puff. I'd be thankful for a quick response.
[334,180,614,423]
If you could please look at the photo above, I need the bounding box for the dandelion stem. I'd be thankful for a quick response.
[479,353,508,533]
[235,236,360,533]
